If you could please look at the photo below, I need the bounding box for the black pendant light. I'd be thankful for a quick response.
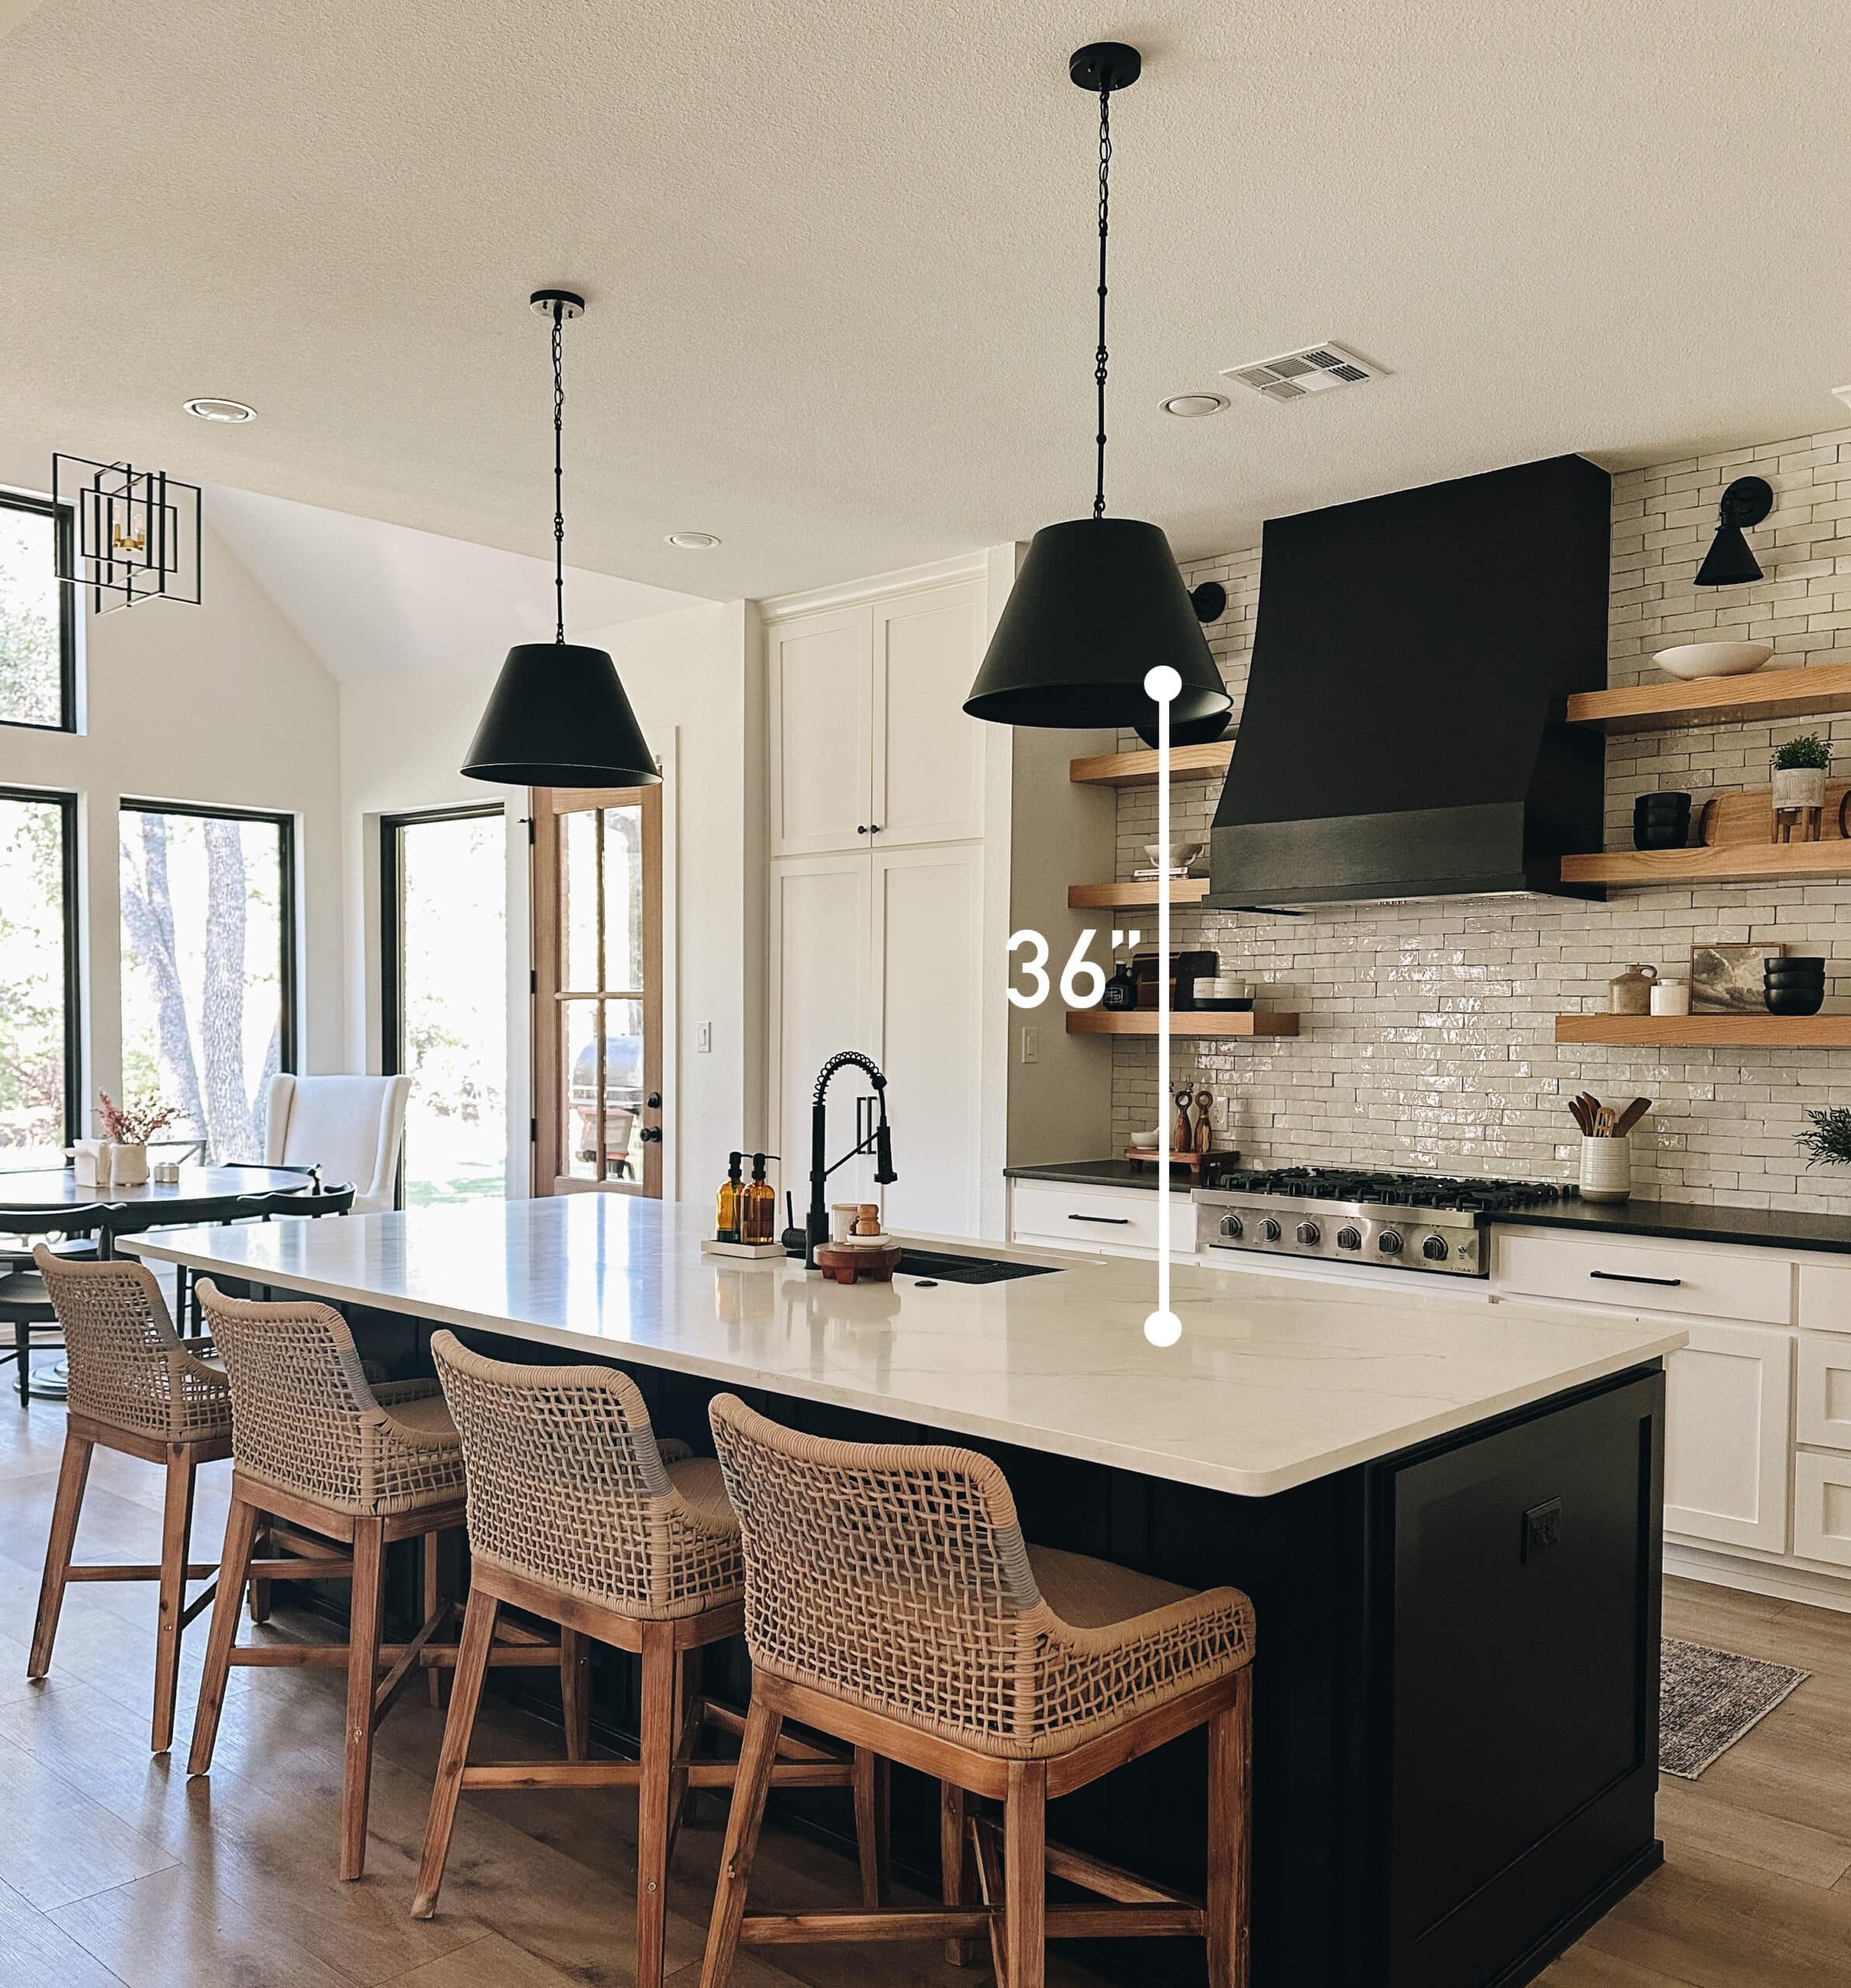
[463,290,659,788]
[1694,475,1774,588]
[964,44,1231,731]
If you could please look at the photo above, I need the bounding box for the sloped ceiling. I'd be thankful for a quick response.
[4,0,1850,603]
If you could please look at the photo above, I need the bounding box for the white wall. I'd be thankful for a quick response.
[0,451,342,1133]
[338,597,762,1201]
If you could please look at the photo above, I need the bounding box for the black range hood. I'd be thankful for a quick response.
[1204,454,1610,910]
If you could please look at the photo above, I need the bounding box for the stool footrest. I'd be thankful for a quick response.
[66,1562,215,1583]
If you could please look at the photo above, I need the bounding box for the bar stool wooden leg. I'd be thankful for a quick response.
[1206,1667,1253,1988]
[28,1428,93,1677]
[247,1519,273,1625]
[698,1691,783,1988]
[412,1584,498,1919]
[1003,1759,1047,1988]
[636,1620,677,1988]
[189,1495,261,1774]
[853,1746,891,1908]
[560,1626,592,1761]
[340,1517,386,1881]
[940,1781,978,1965]
[150,1443,200,1753]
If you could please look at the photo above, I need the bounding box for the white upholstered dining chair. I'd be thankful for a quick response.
[263,1075,410,1217]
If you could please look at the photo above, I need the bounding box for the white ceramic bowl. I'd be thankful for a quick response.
[1128,1128,1161,1149]
[1143,842,1203,871]
[1651,641,1773,680]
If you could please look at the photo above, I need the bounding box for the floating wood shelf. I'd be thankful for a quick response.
[1067,1010,1299,1038]
[1560,843,1851,888]
[1567,660,1851,735]
[1068,877,1213,910]
[1068,740,1236,787]
[1556,1013,1851,1048]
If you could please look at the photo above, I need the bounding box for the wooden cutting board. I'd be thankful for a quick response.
[1696,781,1851,845]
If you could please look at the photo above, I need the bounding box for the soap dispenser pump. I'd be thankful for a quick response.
[741,1153,779,1245]
[716,1152,744,1243]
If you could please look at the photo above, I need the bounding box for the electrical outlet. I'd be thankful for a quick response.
[1020,1026,1040,1065]
[696,1021,711,1054]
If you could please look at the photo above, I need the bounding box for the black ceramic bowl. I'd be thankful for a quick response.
[1634,792,1693,812]
[1766,956,1827,975]
[1633,822,1690,851]
[1766,983,1826,1017]
[1633,792,1692,851]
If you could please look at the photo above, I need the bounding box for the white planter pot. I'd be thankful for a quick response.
[1773,765,1828,810]
[109,1142,149,1186]
[1578,1135,1631,1203]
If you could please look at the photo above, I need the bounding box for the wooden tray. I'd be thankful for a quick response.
[813,1242,903,1285]
[1123,1149,1203,1171]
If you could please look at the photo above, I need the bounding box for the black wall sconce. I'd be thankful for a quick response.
[1189,581,1228,624]
[1696,475,1773,587]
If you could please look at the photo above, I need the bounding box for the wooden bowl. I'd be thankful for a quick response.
[814,1242,904,1285]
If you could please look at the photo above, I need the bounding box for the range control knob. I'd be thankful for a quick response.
[1422,1234,1449,1261]
[1219,1213,1244,1241]
[1336,1225,1362,1251]
[1377,1229,1405,1256]
[1296,1221,1321,1247]
[1259,1218,1282,1242]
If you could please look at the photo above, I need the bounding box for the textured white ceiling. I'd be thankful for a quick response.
[4,0,1849,602]
[207,485,700,683]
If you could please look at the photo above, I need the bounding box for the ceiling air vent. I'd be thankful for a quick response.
[1221,342,1381,404]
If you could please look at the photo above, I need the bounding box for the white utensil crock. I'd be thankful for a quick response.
[1578,1135,1631,1202]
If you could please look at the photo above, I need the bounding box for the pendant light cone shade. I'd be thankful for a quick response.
[964,518,1231,728]
[462,641,659,787]
[1694,523,1763,588]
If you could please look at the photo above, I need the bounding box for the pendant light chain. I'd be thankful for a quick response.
[551,305,567,646]
[1093,82,1113,520]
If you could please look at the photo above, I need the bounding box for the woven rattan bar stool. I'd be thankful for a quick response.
[186,1280,566,1880]
[412,1334,886,1988]
[26,1248,233,1752]
[700,1395,1257,1988]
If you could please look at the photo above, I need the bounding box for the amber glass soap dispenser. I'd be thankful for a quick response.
[716,1152,744,1242]
[741,1154,778,1245]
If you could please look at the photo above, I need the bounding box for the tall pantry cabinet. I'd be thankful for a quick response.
[765,572,988,1237]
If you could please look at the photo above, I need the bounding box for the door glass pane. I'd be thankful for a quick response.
[394,813,506,1205]
[559,996,644,1183]
[559,805,644,994]
[0,793,72,1167]
[120,808,287,1162]
[0,503,67,728]
[604,806,644,992]
[562,807,599,992]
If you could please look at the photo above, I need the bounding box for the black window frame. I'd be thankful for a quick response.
[0,783,81,1164]
[0,491,78,735]
[117,798,300,1112]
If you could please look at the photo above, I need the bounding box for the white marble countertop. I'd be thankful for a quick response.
[127,1197,1686,1498]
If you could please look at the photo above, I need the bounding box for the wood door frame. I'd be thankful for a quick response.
[531,784,663,1197]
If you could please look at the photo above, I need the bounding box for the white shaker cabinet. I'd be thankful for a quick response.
[1662,1319,1794,1553]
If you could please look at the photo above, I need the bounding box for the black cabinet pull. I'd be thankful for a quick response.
[1068,1213,1131,1225]
[1589,1270,1681,1288]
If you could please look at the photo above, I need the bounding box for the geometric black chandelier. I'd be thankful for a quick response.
[963,43,1231,732]
[462,289,658,789]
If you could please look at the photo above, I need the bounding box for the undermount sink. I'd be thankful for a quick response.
[893,1248,1059,1285]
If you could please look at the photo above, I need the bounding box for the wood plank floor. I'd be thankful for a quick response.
[1,1393,1846,1987]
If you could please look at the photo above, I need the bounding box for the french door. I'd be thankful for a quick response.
[532,784,663,1197]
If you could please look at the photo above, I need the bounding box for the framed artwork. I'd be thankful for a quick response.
[1690,941,1783,1014]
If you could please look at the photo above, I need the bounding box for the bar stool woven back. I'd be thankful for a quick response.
[431,1332,742,1618]
[710,1393,1251,1757]
[199,1283,463,1517]
[33,1248,230,1442]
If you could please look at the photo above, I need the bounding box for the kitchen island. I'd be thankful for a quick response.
[130,1197,1683,1988]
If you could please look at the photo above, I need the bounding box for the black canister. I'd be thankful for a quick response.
[1633,791,1692,851]
[1102,961,1138,1012]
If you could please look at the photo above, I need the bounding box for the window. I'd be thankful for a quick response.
[0,493,75,732]
[119,802,295,1162]
[0,788,78,1169]
[381,807,507,1206]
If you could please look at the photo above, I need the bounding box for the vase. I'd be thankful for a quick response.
[1772,765,1828,811]
[109,1142,149,1186]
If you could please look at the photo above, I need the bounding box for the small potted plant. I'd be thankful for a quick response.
[96,1090,179,1186]
[1799,1107,1851,1170]
[1773,732,1832,812]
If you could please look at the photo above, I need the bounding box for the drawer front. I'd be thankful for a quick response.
[1794,1450,1851,1569]
[1797,1329,1851,1449]
[1495,1228,1792,1324]
[1798,1260,1851,1333]
[1008,1182,1189,1255]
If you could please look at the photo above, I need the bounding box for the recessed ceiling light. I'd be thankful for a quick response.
[1162,393,1228,418]
[183,398,257,422]
[665,531,721,550]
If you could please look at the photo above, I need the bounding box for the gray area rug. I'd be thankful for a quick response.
[1660,1637,1809,1779]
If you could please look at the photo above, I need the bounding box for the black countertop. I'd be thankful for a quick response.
[1005,1159,1851,1253]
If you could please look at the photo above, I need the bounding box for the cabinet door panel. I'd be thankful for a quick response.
[769,607,872,856]
[872,583,985,847]
[1794,1451,1851,1567]
[769,855,873,1205]
[871,843,981,1237]
[1663,1320,1793,1552]
[1797,1329,1851,1449]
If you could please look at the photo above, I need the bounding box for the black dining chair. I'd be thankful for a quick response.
[0,1202,127,1405]
[175,1180,357,1326]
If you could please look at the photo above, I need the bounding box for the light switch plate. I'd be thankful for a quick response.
[1021,1026,1039,1065]
[696,1021,711,1054]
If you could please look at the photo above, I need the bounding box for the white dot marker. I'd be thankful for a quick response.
[1144,664,1182,704]
[1144,1309,1182,1347]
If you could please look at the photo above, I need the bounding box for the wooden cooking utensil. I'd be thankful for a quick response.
[1610,1097,1651,1138]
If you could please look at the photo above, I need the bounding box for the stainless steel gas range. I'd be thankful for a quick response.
[1192,1164,1575,1277]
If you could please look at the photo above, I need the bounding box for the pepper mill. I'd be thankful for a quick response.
[1194,1090,1214,1156]
[1172,1088,1194,1156]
